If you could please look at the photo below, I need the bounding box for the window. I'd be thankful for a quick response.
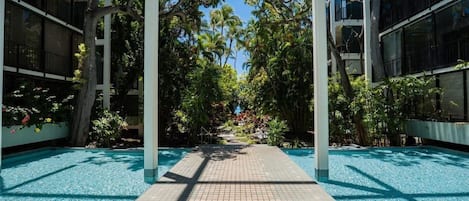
[23,0,43,9]
[45,0,72,23]
[404,16,435,73]
[380,0,442,31]
[382,29,402,76]
[96,46,104,85]
[335,0,363,21]
[439,72,465,120]
[435,0,469,67]
[72,0,87,29]
[44,20,72,76]
[336,26,362,53]
[4,3,43,70]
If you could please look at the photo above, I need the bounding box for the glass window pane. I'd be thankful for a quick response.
[382,29,402,76]
[435,0,469,67]
[44,21,72,76]
[4,3,42,70]
[404,16,435,73]
[439,72,465,120]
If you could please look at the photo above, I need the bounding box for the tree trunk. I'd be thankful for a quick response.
[370,0,386,80]
[327,32,369,145]
[69,11,99,146]
[69,0,124,146]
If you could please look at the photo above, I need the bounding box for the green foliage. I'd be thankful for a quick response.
[3,82,74,133]
[156,0,231,144]
[72,43,87,90]
[266,117,289,146]
[89,110,128,148]
[176,4,241,141]
[110,2,144,114]
[329,75,441,145]
[241,0,314,134]
[360,76,440,145]
[329,76,354,143]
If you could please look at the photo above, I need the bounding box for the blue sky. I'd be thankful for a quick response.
[200,1,254,76]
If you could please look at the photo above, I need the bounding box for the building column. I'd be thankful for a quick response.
[330,1,338,76]
[102,0,111,109]
[0,0,4,172]
[143,0,159,183]
[363,0,372,84]
[313,0,329,181]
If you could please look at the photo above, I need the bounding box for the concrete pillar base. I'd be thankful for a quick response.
[315,169,329,182]
[144,168,158,184]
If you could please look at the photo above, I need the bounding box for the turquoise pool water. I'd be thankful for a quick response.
[0,148,188,201]
[283,147,469,201]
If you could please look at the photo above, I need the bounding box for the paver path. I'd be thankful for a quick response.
[137,145,334,201]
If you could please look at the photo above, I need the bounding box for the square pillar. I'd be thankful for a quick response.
[0,0,5,172]
[313,0,329,181]
[102,0,112,109]
[363,0,372,84]
[143,0,159,183]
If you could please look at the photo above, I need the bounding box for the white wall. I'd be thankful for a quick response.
[2,123,69,148]
[406,120,469,146]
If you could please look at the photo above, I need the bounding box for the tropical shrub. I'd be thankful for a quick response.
[89,110,128,147]
[266,117,289,146]
[3,82,74,133]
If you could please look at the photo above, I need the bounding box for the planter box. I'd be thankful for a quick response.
[406,119,469,146]
[2,122,69,148]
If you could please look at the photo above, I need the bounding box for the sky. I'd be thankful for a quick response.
[200,1,254,76]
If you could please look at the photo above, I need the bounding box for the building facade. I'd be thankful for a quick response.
[330,0,364,75]
[379,0,469,122]
[2,0,86,148]
[3,0,86,94]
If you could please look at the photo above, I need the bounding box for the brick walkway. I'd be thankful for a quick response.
[137,145,334,201]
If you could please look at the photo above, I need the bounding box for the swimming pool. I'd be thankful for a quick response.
[0,148,189,201]
[283,147,469,201]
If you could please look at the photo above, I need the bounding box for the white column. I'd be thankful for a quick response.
[329,1,337,76]
[0,0,5,172]
[143,0,159,183]
[363,0,372,85]
[313,0,329,181]
[103,0,111,109]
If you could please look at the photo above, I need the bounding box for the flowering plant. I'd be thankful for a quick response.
[2,82,74,133]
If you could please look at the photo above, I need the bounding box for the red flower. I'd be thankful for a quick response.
[22,114,30,125]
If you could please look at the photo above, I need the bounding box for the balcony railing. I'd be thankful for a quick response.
[4,40,42,71]
[4,40,73,77]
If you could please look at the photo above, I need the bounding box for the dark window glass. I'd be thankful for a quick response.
[336,26,362,53]
[96,46,104,85]
[72,1,87,29]
[44,21,72,76]
[435,0,469,67]
[404,16,435,73]
[45,0,72,23]
[380,0,442,31]
[382,29,402,76]
[335,0,342,21]
[23,0,43,9]
[439,72,465,121]
[335,0,363,21]
[4,3,43,70]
